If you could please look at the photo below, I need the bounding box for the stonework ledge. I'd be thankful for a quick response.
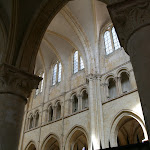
[0,63,42,100]
[108,0,150,51]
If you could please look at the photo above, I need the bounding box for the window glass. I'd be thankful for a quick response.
[104,31,113,55]
[80,57,85,70]
[112,27,121,50]
[58,63,62,83]
[73,51,85,73]
[74,51,78,73]
[52,64,57,85]
[40,73,44,92]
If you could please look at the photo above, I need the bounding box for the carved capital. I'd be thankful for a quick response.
[96,74,102,80]
[86,74,101,81]
[0,63,42,101]
[86,74,96,81]
[108,0,150,51]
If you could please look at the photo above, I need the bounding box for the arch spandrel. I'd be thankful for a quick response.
[17,0,70,73]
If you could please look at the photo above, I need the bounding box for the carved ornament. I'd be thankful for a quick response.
[108,0,150,52]
[0,63,42,101]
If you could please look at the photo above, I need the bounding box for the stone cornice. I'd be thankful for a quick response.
[108,0,150,52]
[0,63,42,101]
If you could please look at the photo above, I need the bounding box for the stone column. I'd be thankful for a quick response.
[87,74,99,150]
[0,63,41,150]
[107,0,150,139]
[96,75,105,148]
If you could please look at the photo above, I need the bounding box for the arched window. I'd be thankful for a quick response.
[48,105,53,122]
[35,112,39,127]
[73,50,85,74]
[112,27,121,50]
[104,25,121,55]
[29,115,34,130]
[72,95,78,113]
[121,72,131,93]
[82,90,88,109]
[52,61,62,85]
[104,31,113,55]
[108,78,117,99]
[35,72,44,95]
[56,102,61,119]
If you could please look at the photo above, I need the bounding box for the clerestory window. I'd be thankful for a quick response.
[52,61,62,85]
[104,26,121,55]
[35,72,44,96]
[73,51,85,74]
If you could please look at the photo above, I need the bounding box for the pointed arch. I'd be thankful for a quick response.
[109,110,148,147]
[65,126,89,150]
[41,134,60,150]
[25,141,37,150]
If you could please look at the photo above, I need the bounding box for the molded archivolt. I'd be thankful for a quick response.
[25,141,37,150]
[41,134,60,150]
[109,110,148,147]
[65,126,89,150]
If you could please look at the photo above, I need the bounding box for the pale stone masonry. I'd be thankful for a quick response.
[19,1,148,150]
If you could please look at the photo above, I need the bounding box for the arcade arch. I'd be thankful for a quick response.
[110,111,148,147]
[41,134,60,150]
[65,127,88,150]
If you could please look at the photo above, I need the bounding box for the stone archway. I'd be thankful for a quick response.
[65,127,88,150]
[109,110,148,147]
[25,142,36,150]
[41,134,60,150]
[117,116,144,146]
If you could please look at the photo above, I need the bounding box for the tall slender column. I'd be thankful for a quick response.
[107,0,150,139]
[0,63,41,150]
[87,74,99,150]
[96,75,105,148]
